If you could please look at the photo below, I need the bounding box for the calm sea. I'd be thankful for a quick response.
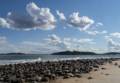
[0,54,120,65]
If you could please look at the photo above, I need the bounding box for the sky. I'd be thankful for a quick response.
[0,0,120,54]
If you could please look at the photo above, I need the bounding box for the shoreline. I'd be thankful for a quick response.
[54,60,120,83]
[0,57,117,66]
[0,58,119,83]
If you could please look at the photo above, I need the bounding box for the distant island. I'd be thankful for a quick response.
[52,51,97,55]
[0,53,26,55]
[104,52,120,55]
[52,51,120,55]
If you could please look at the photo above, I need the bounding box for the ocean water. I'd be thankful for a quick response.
[0,54,120,65]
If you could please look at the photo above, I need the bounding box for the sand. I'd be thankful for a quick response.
[52,60,120,83]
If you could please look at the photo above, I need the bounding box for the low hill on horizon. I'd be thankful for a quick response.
[52,51,97,55]
[52,51,120,55]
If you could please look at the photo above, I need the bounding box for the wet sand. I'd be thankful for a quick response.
[53,60,120,83]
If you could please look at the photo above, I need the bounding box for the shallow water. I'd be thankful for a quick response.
[0,54,120,65]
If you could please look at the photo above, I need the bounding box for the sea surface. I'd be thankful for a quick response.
[0,54,120,65]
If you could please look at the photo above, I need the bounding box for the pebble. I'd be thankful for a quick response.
[88,76,93,79]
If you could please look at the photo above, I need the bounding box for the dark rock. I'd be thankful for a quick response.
[105,73,110,76]
[88,76,93,80]
[0,58,117,82]
[114,63,118,66]
[40,77,49,82]
[35,76,42,82]
[101,67,106,70]
[94,69,98,71]
[67,73,74,77]
[118,65,120,68]
[63,74,70,79]
[74,74,82,78]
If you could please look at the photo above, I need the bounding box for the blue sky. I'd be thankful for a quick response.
[0,0,120,53]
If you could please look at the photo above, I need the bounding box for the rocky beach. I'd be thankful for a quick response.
[0,58,119,83]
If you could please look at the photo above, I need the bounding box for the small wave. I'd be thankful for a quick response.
[50,57,111,61]
[58,57,81,61]
[0,57,42,65]
[0,55,116,65]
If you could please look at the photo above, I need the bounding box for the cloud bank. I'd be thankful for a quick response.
[45,34,96,51]
[0,2,56,30]
[0,3,96,31]
[105,32,120,52]
[56,11,95,30]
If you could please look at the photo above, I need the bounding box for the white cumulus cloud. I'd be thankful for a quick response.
[56,10,66,21]
[0,2,56,31]
[67,12,94,30]
[110,32,120,38]
[46,34,62,45]
[0,18,10,28]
